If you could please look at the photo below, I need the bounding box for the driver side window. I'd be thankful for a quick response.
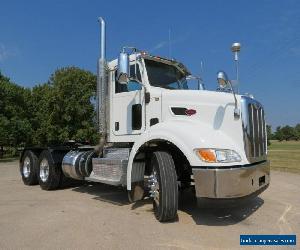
[115,64,142,93]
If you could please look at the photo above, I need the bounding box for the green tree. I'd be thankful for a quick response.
[0,116,9,157]
[30,67,97,145]
[0,67,98,155]
[0,72,33,155]
[29,83,54,145]
[281,126,296,141]
[266,124,272,145]
[294,124,300,140]
[274,126,283,141]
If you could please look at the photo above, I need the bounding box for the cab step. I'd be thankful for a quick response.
[85,148,130,186]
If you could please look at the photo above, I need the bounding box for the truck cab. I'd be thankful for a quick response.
[20,17,270,222]
[109,50,269,196]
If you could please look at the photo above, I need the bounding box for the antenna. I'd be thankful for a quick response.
[231,42,241,93]
[200,60,204,79]
[168,28,171,58]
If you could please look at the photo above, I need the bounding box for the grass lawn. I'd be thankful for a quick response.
[268,140,300,173]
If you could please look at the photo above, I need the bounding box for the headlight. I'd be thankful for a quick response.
[196,148,241,163]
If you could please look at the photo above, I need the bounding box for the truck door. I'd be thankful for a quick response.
[112,63,145,136]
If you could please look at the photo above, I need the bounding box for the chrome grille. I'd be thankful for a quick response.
[241,96,267,163]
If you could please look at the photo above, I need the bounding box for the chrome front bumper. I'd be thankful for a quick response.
[192,161,270,199]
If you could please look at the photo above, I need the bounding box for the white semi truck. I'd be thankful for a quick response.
[20,17,270,222]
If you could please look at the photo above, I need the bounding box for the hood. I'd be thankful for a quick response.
[160,89,245,155]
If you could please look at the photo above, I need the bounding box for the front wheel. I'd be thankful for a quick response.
[149,151,178,222]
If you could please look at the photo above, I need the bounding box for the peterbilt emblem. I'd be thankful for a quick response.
[252,102,261,110]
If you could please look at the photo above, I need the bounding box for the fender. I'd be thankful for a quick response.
[126,119,247,190]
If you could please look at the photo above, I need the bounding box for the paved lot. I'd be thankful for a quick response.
[0,160,299,250]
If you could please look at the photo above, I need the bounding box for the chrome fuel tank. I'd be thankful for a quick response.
[62,150,95,180]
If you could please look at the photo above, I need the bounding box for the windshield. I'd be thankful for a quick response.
[145,59,188,89]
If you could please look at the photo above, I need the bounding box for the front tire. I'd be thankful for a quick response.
[20,150,38,185]
[150,151,178,222]
[38,150,62,190]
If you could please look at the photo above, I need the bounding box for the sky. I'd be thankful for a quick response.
[0,0,299,129]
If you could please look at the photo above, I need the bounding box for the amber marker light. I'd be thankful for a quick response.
[197,149,216,163]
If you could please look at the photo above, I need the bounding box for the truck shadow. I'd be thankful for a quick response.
[72,182,131,206]
[177,189,264,225]
[72,183,264,225]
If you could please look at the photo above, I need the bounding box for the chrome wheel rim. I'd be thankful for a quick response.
[149,170,160,206]
[40,159,49,182]
[23,157,31,178]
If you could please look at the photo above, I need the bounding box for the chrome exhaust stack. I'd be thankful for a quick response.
[97,17,108,153]
[97,17,107,135]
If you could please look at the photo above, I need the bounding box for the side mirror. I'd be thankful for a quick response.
[117,51,130,84]
[217,71,229,89]
[217,70,240,118]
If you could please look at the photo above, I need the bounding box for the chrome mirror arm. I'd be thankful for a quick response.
[227,80,240,118]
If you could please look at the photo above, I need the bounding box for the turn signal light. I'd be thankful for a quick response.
[197,149,216,163]
[196,148,242,163]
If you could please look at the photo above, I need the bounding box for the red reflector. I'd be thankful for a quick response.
[185,109,197,116]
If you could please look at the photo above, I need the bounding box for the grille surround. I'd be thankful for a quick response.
[241,96,267,163]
